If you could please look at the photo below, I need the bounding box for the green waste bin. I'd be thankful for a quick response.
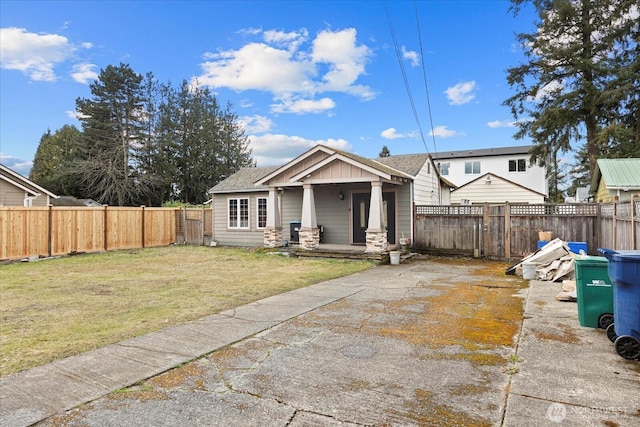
[575,256,614,329]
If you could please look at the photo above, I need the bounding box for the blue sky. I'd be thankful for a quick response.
[1,0,537,176]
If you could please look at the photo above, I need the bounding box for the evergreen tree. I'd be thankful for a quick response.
[378,145,391,157]
[152,81,254,204]
[504,0,639,175]
[30,125,84,196]
[75,63,147,206]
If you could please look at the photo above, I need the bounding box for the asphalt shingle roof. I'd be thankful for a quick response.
[208,166,279,193]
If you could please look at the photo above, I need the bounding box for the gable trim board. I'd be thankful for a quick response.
[450,172,546,204]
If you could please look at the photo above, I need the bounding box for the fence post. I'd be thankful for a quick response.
[505,202,511,260]
[47,205,53,258]
[612,201,617,249]
[631,195,637,250]
[103,205,109,251]
[483,203,489,257]
[141,205,146,248]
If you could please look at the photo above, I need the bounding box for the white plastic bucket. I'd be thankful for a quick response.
[390,251,401,265]
[522,262,537,280]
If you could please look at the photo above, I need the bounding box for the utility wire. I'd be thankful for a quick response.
[384,1,430,155]
[385,0,441,204]
[414,0,438,157]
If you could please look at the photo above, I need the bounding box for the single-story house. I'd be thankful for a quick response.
[590,158,640,203]
[0,164,58,207]
[51,196,103,207]
[451,172,547,205]
[208,144,449,253]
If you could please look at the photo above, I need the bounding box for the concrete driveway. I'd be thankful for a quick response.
[2,257,638,426]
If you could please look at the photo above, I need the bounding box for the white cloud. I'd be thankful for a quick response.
[198,42,316,93]
[402,46,419,67]
[0,27,93,83]
[248,133,351,166]
[0,27,75,81]
[380,127,417,140]
[271,96,335,114]
[311,28,374,98]
[487,120,516,128]
[263,28,308,52]
[194,27,376,113]
[445,81,476,105]
[429,126,458,138]
[71,63,98,84]
[240,115,274,133]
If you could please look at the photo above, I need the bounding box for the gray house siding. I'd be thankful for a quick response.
[212,191,268,247]
[0,180,27,206]
[392,183,412,244]
[281,188,303,242]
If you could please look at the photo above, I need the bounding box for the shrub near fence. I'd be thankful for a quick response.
[0,206,178,261]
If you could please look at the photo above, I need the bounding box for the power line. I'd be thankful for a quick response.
[384,1,430,155]
[413,0,438,156]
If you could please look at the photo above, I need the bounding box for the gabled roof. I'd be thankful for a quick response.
[254,144,413,187]
[0,164,58,198]
[208,166,279,193]
[432,145,533,160]
[590,158,640,192]
[375,153,429,176]
[451,172,546,197]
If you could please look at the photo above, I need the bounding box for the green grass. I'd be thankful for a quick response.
[0,246,374,376]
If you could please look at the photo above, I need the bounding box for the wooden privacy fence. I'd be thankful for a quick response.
[414,197,639,260]
[0,206,178,261]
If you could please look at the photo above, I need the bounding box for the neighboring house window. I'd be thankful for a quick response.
[439,162,450,176]
[228,198,249,229]
[257,197,267,229]
[509,159,527,172]
[465,161,481,174]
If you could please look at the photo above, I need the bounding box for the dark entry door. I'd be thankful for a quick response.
[352,192,396,245]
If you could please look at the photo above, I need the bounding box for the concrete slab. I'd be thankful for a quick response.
[2,259,639,427]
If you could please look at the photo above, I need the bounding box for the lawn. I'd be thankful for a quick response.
[0,246,374,377]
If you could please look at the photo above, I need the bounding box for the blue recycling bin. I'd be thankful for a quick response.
[598,249,640,360]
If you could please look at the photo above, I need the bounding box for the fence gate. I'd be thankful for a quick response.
[175,207,213,246]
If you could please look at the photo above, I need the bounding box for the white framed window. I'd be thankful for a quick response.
[509,159,527,172]
[257,197,267,229]
[228,198,249,229]
[439,162,450,176]
[464,161,481,174]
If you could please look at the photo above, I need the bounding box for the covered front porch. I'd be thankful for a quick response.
[256,146,412,255]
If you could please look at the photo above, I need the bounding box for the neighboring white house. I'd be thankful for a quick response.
[432,145,548,204]
[451,173,547,204]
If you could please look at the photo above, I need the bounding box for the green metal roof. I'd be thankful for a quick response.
[593,158,640,189]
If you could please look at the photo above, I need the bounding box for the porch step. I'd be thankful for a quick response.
[291,248,389,263]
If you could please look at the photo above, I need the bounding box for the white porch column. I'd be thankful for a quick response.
[263,187,283,248]
[266,187,281,228]
[366,180,388,253]
[299,183,320,250]
[367,181,384,231]
[301,183,317,229]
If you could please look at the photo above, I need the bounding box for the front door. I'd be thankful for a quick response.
[352,192,396,245]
